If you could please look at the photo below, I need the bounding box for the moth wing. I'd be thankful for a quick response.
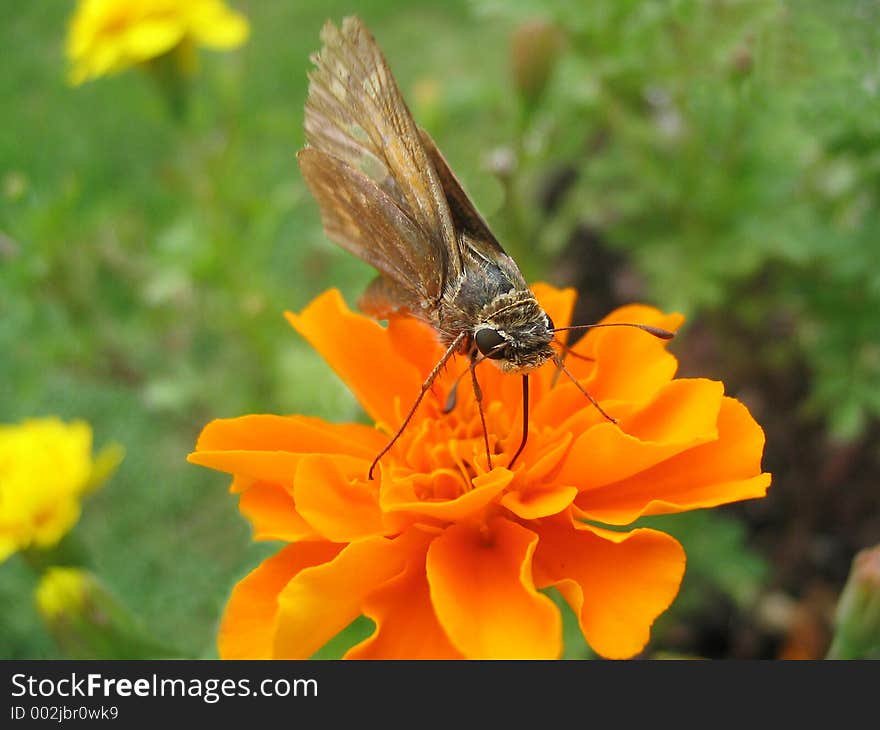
[417,127,505,255]
[298,147,442,312]
[418,127,529,289]
[357,275,421,320]
[304,16,460,291]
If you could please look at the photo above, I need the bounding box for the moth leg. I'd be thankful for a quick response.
[469,352,493,471]
[550,340,594,388]
[551,354,617,424]
[368,331,467,479]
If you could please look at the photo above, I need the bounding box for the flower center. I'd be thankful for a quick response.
[386,395,514,494]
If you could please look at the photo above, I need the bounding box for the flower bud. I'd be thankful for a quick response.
[510,19,566,106]
[827,544,880,659]
[36,567,180,659]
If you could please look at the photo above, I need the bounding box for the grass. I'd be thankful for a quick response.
[0,0,511,659]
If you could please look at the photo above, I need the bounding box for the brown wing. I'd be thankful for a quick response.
[357,274,419,320]
[417,127,505,255]
[417,127,529,291]
[299,147,438,313]
[303,16,459,300]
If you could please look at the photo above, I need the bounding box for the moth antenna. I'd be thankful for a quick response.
[552,322,675,340]
[551,354,617,424]
[369,332,467,480]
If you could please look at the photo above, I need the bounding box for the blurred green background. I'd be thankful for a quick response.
[2,0,879,659]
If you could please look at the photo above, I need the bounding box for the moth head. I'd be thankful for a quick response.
[474,313,555,374]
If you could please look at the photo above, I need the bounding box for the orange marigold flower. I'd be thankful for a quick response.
[188,284,771,659]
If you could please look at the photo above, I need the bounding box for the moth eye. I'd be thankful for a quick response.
[546,316,555,332]
[475,328,507,359]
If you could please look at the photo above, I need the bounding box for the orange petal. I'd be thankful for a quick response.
[500,402,574,470]
[285,289,423,427]
[499,432,576,518]
[193,414,383,456]
[273,530,429,659]
[238,481,320,542]
[218,541,342,659]
[533,519,685,659]
[426,517,561,658]
[188,449,303,486]
[384,315,475,424]
[386,315,447,385]
[345,552,463,659]
[481,365,525,421]
[530,380,612,432]
[380,468,513,521]
[620,378,722,441]
[554,379,724,491]
[571,305,684,402]
[293,455,386,541]
[532,282,577,331]
[188,414,384,486]
[501,484,578,520]
[576,397,771,524]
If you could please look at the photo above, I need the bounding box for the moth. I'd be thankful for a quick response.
[298,17,671,478]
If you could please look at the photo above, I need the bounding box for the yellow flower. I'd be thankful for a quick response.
[66,0,249,85]
[0,418,122,562]
[35,566,91,620]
